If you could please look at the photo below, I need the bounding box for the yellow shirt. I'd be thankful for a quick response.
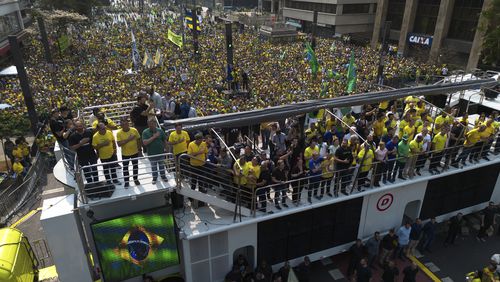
[187,141,208,166]
[482,124,495,138]
[464,128,481,147]
[116,127,140,157]
[233,160,246,185]
[403,125,416,140]
[304,146,319,169]
[342,115,355,128]
[168,130,190,155]
[409,140,423,156]
[13,161,24,174]
[325,118,335,132]
[387,119,397,130]
[373,120,386,137]
[92,130,115,159]
[417,125,432,134]
[434,115,452,133]
[357,149,374,172]
[243,162,261,189]
[20,144,29,157]
[432,133,447,151]
[321,158,334,178]
[13,147,23,159]
[379,100,389,110]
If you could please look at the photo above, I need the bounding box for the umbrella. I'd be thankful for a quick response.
[0,103,12,110]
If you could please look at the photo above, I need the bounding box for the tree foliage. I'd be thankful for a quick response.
[481,0,500,67]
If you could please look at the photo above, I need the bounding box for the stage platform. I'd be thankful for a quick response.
[53,130,176,206]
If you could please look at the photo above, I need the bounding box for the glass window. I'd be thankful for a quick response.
[0,12,21,42]
[342,4,370,14]
[285,1,337,14]
[413,0,440,34]
[386,0,406,30]
[447,0,484,41]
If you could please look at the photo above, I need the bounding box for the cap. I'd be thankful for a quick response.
[386,111,394,117]
[402,134,409,141]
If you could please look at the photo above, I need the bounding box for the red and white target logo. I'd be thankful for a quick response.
[376,193,394,211]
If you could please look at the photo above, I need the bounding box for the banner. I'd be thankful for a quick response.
[168,29,183,48]
[346,51,357,93]
[57,34,71,52]
[131,29,140,70]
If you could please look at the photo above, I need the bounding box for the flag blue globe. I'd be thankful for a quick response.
[127,229,151,261]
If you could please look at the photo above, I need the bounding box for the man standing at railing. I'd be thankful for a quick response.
[334,138,353,196]
[69,120,99,184]
[429,126,448,175]
[143,119,168,185]
[187,133,209,207]
[454,125,486,168]
[167,123,190,161]
[117,118,142,188]
[92,123,121,185]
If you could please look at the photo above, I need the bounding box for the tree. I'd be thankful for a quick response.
[35,0,109,17]
[480,0,500,67]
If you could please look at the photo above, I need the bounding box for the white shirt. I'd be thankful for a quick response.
[150,92,163,110]
[415,133,432,151]
[318,142,328,157]
[188,107,197,118]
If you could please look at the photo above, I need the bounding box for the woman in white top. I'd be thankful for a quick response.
[374,141,388,187]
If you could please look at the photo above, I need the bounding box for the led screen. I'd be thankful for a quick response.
[91,207,179,282]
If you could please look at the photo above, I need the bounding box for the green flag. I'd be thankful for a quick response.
[305,42,318,77]
[346,51,357,93]
[168,29,183,48]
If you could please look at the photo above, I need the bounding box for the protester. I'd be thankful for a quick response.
[92,122,120,185]
[116,118,142,187]
[142,119,168,184]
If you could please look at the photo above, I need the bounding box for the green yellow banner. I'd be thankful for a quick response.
[167,29,183,48]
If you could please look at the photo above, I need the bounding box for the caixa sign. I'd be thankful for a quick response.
[408,34,433,46]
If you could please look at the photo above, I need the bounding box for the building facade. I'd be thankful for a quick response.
[0,0,29,59]
[371,0,492,70]
[271,0,378,36]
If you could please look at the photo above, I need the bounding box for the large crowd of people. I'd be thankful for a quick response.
[0,4,447,133]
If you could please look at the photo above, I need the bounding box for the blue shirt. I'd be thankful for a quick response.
[309,157,324,180]
[385,140,398,160]
[397,226,412,245]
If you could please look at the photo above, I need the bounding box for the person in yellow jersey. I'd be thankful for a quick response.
[356,143,374,190]
[342,112,356,131]
[92,122,120,184]
[304,139,319,170]
[455,125,486,167]
[320,152,334,197]
[242,157,261,207]
[187,133,209,205]
[403,119,417,141]
[233,157,247,187]
[480,118,496,161]
[398,114,411,138]
[372,113,386,145]
[12,157,26,178]
[12,143,24,166]
[407,134,423,178]
[91,112,118,131]
[379,100,390,112]
[429,126,448,174]
[417,120,432,134]
[434,111,453,134]
[168,123,190,159]
[385,111,397,129]
[116,118,142,188]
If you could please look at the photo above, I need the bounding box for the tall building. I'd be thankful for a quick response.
[276,0,378,36]
[371,0,492,70]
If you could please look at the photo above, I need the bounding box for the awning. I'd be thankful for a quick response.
[286,21,301,28]
[0,66,17,76]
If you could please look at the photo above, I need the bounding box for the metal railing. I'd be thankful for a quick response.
[0,151,46,223]
[75,152,175,203]
[250,141,498,216]
[78,101,137,126]
[176,153,254,211]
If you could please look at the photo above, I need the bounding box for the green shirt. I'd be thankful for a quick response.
[397,140,410,162]
[142,127,166,156]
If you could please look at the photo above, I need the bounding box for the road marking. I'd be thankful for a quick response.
[42,187,65,196]
[424,262,441,272]
[10,207,42,228]
[441,277,454,282]
[409,256,441,282]
[328,269,344,280]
